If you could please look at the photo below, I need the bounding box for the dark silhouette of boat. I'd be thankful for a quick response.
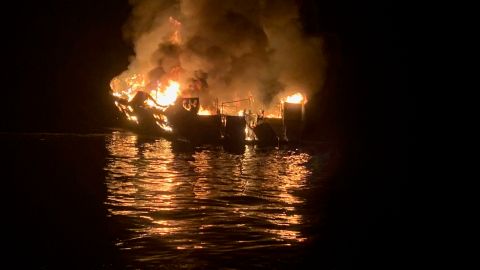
[112,91,305,146]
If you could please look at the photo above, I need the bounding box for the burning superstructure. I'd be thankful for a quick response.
[112,78,306,144]
[110,0,321,144]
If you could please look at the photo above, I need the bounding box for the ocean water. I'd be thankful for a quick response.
[5,131,336,269]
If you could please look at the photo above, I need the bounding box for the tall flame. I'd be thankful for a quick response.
[110,16,184,116]
[169,16,182,44]
[110,12,310,132]
[149,80,180,107]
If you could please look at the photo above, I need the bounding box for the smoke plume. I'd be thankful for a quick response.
[114,0,326,112]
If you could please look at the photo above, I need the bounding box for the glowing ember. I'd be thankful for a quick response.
[245,126,254,141]
[198,106,213,115]
[267,113,281,119]
[156,121,173,132]
[284,93,306,104]
[125,114,139,124]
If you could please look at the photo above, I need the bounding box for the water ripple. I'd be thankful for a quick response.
[104,131,327,266]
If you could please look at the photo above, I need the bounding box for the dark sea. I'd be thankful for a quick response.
[4,131,373,269]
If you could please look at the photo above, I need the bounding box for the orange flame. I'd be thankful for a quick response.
[169,16,182,44]
[198,106,213,115]
[149,80,180,107]
[110,73,146,101]
[283,93,306,104]
[109,16,185,128]
[267,113,281,118]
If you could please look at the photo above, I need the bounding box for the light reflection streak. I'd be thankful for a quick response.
[104,132,315,258]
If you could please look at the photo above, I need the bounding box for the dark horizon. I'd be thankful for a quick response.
[3,1,410,269]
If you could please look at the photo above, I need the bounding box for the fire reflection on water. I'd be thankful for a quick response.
[104,132,314,258]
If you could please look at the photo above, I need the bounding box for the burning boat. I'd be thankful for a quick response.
[108,10,315,145]
[111,85,306,145]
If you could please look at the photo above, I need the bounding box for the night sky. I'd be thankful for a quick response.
[3,0,410,268]
[4,1,131,132]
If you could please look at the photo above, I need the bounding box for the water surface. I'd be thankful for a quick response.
[6,131,334,269]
